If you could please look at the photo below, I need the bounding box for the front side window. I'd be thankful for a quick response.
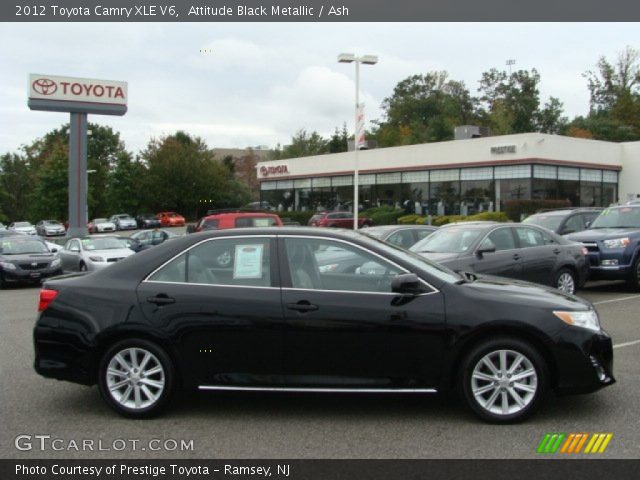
[148,237,272,287]
[386,230,416,249]
[234,216,278,228]
[285,237,402,293]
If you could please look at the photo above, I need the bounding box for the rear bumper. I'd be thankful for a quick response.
[33,325,96,385]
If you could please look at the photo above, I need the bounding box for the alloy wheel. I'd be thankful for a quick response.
[470,349,538,416]
[106,347,166,410]
[556,272,576,294]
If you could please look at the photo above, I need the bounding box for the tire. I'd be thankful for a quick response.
[98,339,175,418]
[79,262,88,272]
[554,268,576,295]
[459,337,547,423]
[626,256,640,292]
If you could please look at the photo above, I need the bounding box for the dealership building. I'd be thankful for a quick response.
[256,133,640,216]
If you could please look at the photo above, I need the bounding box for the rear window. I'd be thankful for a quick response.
[522,214,563,231]
[235,216,279,228]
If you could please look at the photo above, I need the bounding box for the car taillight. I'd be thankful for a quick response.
[38,289,58,312]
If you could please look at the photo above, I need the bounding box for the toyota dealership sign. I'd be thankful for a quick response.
[28,73,127,115]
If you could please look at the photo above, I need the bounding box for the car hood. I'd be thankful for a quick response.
[459,275,591,310]
[0,252,55,263]
[567,228,640,242]
[416,251,462,263]
[85,248,134,257]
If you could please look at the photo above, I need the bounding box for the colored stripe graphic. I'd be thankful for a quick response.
[539,433,613,454]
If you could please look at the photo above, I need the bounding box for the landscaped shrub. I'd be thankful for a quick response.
[362,206,406,226]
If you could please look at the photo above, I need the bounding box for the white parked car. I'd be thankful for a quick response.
[58,235,135,272]
[36,219,66,237]
[88,218,116,234]
[8,221,37,235]
[109,214,137,231]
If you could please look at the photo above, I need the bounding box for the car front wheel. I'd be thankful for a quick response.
[98,339,175,418]
[459,337,547,423]
[626,256,640,292]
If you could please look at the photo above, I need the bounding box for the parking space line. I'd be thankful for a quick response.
[613,340,640,349]
[593,295,640,306]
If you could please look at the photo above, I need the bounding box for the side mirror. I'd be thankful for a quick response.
[476,245,495,257]
[50,247,58,253]
[391,273,423,295]
[585,221,592,228]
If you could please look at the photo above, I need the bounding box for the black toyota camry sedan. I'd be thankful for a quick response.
[33,227,614,422]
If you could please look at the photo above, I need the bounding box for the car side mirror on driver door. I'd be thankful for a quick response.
[391,273,423,295]
[475,245,495,258]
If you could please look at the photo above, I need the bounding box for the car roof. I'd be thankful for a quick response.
[203,212,280,219]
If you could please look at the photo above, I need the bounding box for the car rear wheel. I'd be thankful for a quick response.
[98,339,175,418]
[459,337,547,423]
[554,268,576,295]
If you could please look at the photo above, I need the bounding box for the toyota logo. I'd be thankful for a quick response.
[259,166,268,176]
[32,78,57,96]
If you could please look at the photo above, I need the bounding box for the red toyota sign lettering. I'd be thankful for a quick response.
[260,165,290,177]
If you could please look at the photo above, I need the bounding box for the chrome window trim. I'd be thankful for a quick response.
[280,234,438,294]
[143,233,439,294]
[199,385,437,394]
[282,287,438,297]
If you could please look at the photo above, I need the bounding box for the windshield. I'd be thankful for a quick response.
[411,228,484,253]
[94,218,108,223]
[590,207,640,229]
[361,228,388,240]
[118,215,133,220]
[14,222,31,227]
[522,214,563,231]
[1,238,49,254]
[81,237,127,250]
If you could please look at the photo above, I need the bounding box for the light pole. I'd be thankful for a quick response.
[338,53,378,229]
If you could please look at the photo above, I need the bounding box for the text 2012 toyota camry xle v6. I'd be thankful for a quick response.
[33,228,614,422]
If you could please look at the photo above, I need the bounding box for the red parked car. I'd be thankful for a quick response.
[191,210,283,233]
[157,211,186,227]
[308,211,373,229]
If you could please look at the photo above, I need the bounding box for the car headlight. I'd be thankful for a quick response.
[603,237,630,248]
[50,258,61,267]
[553,310,601,332]
[88,256,105,262]
[0,261,17,270]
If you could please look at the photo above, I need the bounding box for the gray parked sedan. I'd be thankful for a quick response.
[363,225,437,249]
[58,236,135,272]
[410,222,589,294]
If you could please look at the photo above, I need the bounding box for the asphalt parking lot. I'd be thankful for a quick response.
[1,276,639,459]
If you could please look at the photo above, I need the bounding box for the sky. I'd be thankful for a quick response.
[0,23,637,156]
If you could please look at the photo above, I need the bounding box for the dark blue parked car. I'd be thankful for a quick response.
[567,205,640,290]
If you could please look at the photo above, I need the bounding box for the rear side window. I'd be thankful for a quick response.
[201,219,220,230]
[564,215,585,233]
[148,237,272,287]
[480,228,516,251]
[515,227,545,248]
[234,216,278,228]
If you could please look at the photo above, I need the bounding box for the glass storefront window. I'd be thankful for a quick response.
[461,180,494,215]
[429,181,460,215]
[558,179,580,205]
[580,181,602,207]
[496,178,530,211]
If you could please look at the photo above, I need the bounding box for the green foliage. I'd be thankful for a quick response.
[277,211,316,226]
[361,206,406,226]
[397,214,424,224]
[372,72,478,146]
[0,153,34,221]
[467,211,510,222]
[30,140,69,221]
[276,130,329,159]
[504,199,571,221]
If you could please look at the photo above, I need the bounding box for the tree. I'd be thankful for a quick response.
[278,130,329,159]
[0,153,33,221]
[141,131,249,218]
[576,46,640,141]
[108,154,148,215]
[30,139,69,222]
[327,124,349,153]
[478,68,565,135]
[373,71,479,146]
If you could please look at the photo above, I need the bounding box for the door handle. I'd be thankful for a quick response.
[287,301,319,312]
[147,294,176,306]
[553,248,561,255]
[512,253,521,260]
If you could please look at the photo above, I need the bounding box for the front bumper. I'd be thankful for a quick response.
[2,267,63,283]
[552,327,615,394]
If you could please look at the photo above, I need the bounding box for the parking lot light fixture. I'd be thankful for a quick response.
[337,53,378,229]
